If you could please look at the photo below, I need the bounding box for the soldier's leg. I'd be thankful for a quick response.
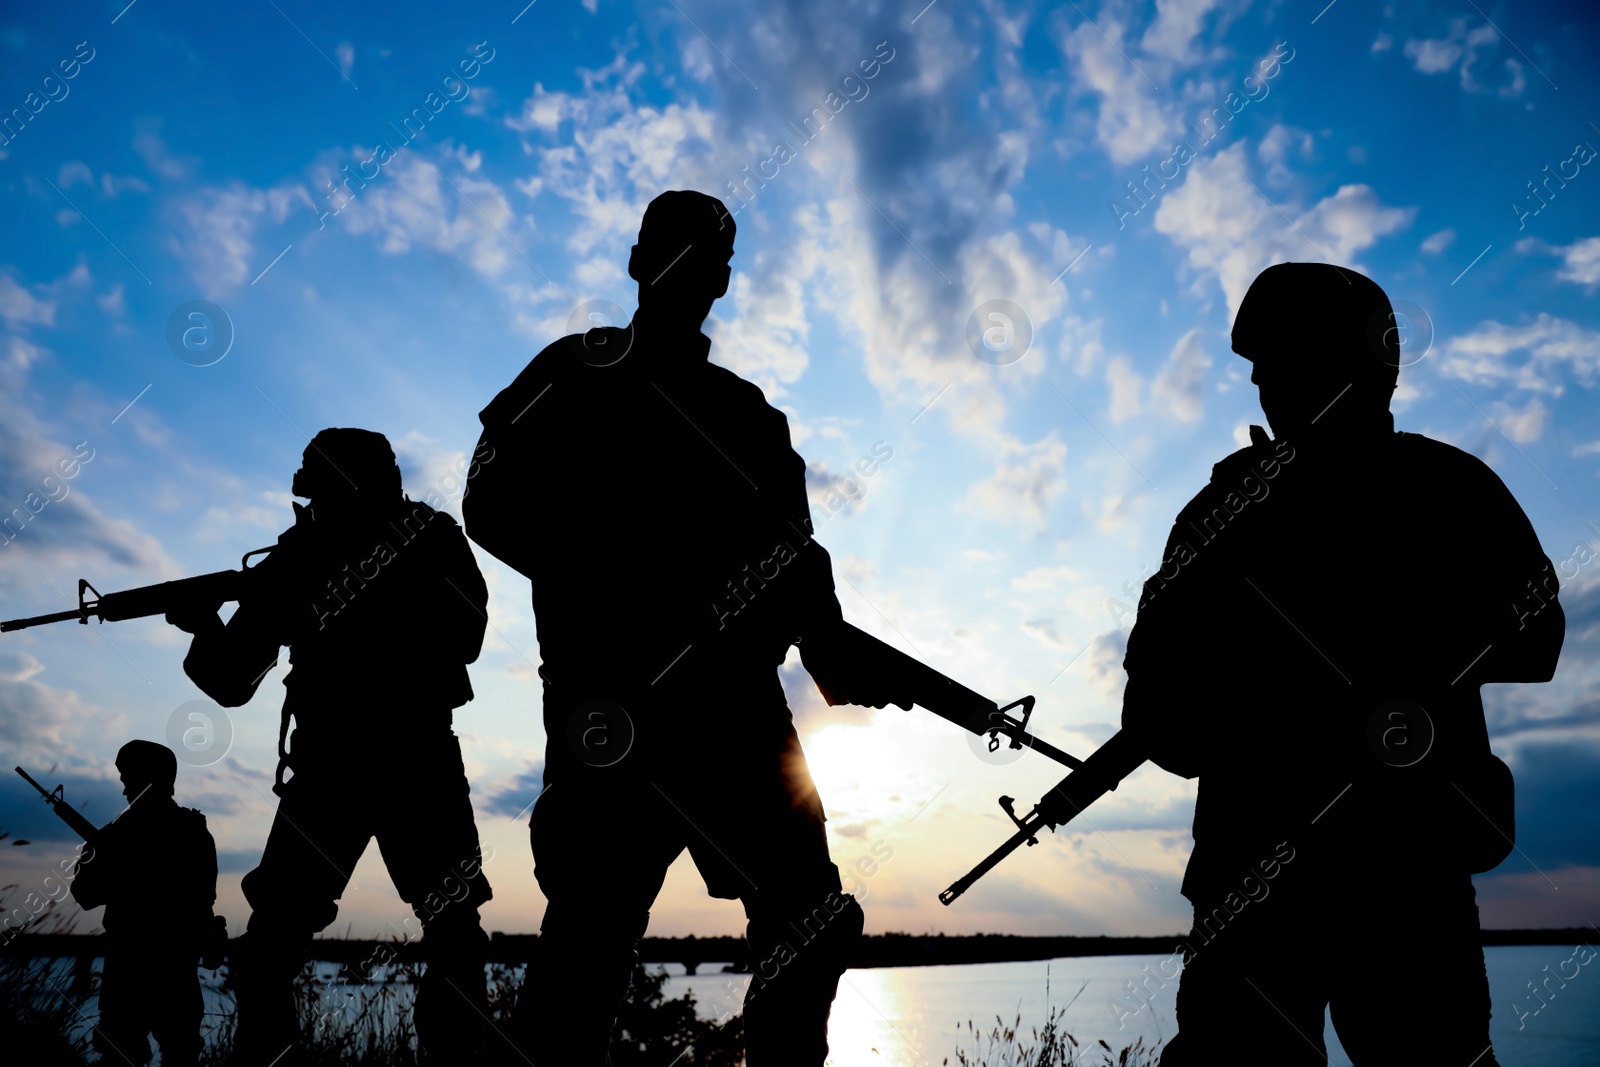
[1160,895,1330,1067]
[679,716,862,1067]
[230,769,369,1065]
[93,947,155,1067]
[511,773,680,1066]
[1328,876,1498,1067]
[149,954,205,1067]
[375,731,495,1062]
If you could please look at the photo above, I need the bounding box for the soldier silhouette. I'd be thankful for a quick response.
[69,739,218,1067]
[466,190,903,1065]
[1121,264,1565,1066]
[165,428,494,1065]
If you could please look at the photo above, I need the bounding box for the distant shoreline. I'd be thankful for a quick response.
[9,929,1590,972]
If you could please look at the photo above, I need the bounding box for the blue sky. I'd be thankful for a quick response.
[1,0,1597,942]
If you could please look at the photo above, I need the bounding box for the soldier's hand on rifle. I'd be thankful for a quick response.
[800,625,914,710]
[165,601,224,635]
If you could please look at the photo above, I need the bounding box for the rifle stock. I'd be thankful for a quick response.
[0,546,273,633]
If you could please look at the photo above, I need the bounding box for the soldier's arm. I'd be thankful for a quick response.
[461,424,535,577]
[1458,459,1565,685]
[199,815,219,910]
[178,599,283,708]
[1119,490,1228,779]
[463,344,564,578]
[436,518,490,664]
[67,824,116,910]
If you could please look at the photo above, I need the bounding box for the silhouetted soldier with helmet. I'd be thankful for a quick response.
[69,739,218,1067]
[1122,263,1564,1066]
[467,190,901,1065]
[166,428,494,1065]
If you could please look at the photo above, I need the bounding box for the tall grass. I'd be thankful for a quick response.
[945,974,1164,1067]
[0,884,740,1065]
[946,1008,1162,1067]
[3,888,1160,1066]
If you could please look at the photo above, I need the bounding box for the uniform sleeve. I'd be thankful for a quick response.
[181,596,284,708]
[1457,456,1564,685]
[67,823,117,910]
[433,518,490,665]
[1119,492,1225,779]
[464,342,567,578]
[198,815,218,911]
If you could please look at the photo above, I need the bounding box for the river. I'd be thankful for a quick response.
[665,946,1600,1066]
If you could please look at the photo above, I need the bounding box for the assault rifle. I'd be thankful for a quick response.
[0,546,274,633]
[15,765,101,851]
[829,624,1147,905]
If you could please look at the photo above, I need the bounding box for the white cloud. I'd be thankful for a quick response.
[1105,355,1143,423]
[1490,396,1549,444]
[0,273,56,329]
[1554,237,1600,287]
[1150,327,1211,422]
[1435,313,1600,394]
[1153,142,1413,318]
[508,55,717,257]
[58,160,94,188]
[1257,123,1312,186]
[169,182,300,297]
[1139,0,1221,64]
[0,333,177,576]
[1060,12,1179,165]
[1402,20,1519,95]
[336,158,523,280]
[96,282,126,317]
[195,490,295,543]
[1404,33,1464,73]
[1420,228,1455,254]
[132,124,191,180]
[707,213,821,399]
[963,434,1067,531]
[1098,328,1209,425]
[0,649,127,765]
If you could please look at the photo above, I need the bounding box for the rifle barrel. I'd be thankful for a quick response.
[15,766,50,795]
[15,766,102,844]
[2,565,254,633]
[1,608,85,632]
